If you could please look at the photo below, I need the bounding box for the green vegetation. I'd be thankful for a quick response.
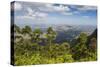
[12,25,97,66]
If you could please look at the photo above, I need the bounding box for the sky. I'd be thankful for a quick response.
[11,1,97,26]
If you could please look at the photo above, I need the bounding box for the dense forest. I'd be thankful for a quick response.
[11,24,97,65]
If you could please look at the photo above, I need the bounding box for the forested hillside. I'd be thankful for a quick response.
[11,24,97,65]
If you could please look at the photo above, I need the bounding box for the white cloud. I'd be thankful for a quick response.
[16,15,35,20]
[16,7,48,20]
[53,5,70,12]
[38,4,55,12]
[62,12,73,15]
[14,2,72,17]
[14,2,22,11]
[77,6,97,11]
[16,12,48,20]
[26,7,34,16]
[82,15,90,18]
[35,12,48,18]
[38,4,70,12]
[38,4,72,16]
[26,7,48,18]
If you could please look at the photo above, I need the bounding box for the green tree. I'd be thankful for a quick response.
[61,42,70,52]
[78,32,88,44]
[72,33,88,60]
[89,37,97,52]
[14,24,21,33]
[46,27,57,45]
[32,28,42,43]
[22,26,32,35]
[45,27,57,59]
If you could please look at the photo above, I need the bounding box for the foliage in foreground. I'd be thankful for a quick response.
[13,25,97,65]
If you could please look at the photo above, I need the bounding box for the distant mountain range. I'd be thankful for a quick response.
[16,23,97,43]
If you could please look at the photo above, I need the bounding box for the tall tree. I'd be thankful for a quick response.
[45,27,57,59]
[72,32,88,60]
[22,26,32,35]
[46,27,57,45]
[32,28,42,43]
